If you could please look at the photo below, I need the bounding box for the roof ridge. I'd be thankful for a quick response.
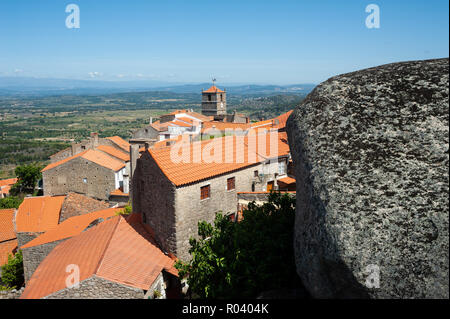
[93,216,122,275]
[42,149,90,172]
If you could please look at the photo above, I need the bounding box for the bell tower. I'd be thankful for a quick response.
[201,79,226,117]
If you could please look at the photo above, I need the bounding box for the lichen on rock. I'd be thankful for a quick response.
[286,58,449,298]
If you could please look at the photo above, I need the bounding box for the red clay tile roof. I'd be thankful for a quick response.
[251,119,274,128]
[21,215,176,299]
[21,207,121,249]
[110,188,129,196]
[96,145,130,162]
[203,85,225,93]
[15,196,66,233]
[202,121,250,132]
[150,120,171,132]
[277,176,296,185]
[42,149,125,172]
[0,209,16,242]
[147,132,289,187]
[176,117,196,125]
[0,178,17,188]
[169,119,192,128]
[168,110,209,121]
[0,239,18,266]
[273,110,293,129]
[1,185,12,196]
[106,136,130,152]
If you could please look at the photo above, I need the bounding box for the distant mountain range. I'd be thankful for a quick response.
[0,77,316,97]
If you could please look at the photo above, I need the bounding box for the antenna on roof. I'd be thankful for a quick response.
[212,77,216,86]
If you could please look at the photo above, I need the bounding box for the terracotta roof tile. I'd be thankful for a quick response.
[251,119,273,128]
[169,119,192,128]
[20,217,119,299]
[110,188,129,196]
[21,215,176,299]
[273,110,293,129]
[147,131,289,186]
[151,120,171,132]
[0,178,17,188]
[203,85,225,93]
[0,209,16,242]
[277,176,296,185]
[81,149,126,171]
[0,239,17,266]
[96,145,130,162]
[106,136,130,152]
[16,196,66,233]
[21,207,121,249]
[202,121,250,132]
[1,185,12,196]
[42,149,125,172]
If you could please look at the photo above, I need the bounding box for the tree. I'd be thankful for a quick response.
[10,164,42,196]
[1,250,24,289]
[175,192,300,298]
[0,196,23,209]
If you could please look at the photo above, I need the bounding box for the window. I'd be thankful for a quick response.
[278,159,287,175]
[227,177,235,191]
[83,178,87,183]
[208,95,212,101]
[254,170,259,177]
[200,185,210,200]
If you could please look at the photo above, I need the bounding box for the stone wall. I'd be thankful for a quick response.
[0,288,24,299]
[173,164,267,261]
[59,192,109,222]
[133,148,289,261]
[132,125,160,140]
[43,157,117,201]
[22,239,64,283]
[132,151,177,255]
[17,232,41,249]
[45,275,145,299]
[50,148,72,163]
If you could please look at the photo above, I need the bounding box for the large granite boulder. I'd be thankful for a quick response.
[286,58,449,298]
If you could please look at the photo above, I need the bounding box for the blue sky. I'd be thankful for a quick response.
[0,0,448,84]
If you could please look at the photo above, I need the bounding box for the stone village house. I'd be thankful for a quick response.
[14,193,111,282]
[20,213,179,299]
[132,130,291,261]
[42,143,130,201]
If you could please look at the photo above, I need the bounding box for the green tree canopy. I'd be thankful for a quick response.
[10,164,42,196]
[0,196,23,209]
[1,250,24,289]
[175,192,301,298]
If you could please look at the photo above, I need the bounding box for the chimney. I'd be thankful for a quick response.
[149,117,153,124]
[145,142,149,151]
[71,142,77,156]
[90,132,99,147]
